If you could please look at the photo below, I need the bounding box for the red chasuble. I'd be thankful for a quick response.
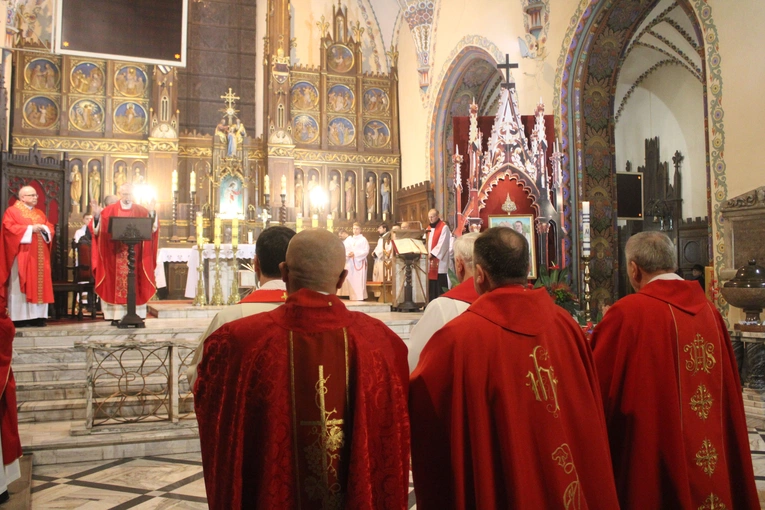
[0,202,54,304]
[93,203,159,305]
[441,276,479,304]
[194,289,410,509]
[591,279,759,509]
[238,288,286,304]
[410,286,619,510]
[0,313,21,465]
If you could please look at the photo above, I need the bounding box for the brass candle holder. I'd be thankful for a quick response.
[227,242,240,305]
[192,241,207,307]
[210,245,225,306]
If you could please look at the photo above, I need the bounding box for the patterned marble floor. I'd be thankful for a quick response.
[29,430,765,509]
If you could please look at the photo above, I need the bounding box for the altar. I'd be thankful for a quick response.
[155,244,256,302]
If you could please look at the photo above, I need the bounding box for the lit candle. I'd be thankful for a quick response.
[232,217,239,247]
[280,174,287,196]
[171,169,178,192]
[264,174,270,195]
[311,214,318,228]
[214,216,221,248]
[326,213,333,232]
[248,231,253,245]
[296,213,303,233]
[190,169,196,193]
[196,211,204,247]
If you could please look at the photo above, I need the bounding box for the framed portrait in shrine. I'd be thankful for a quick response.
[489,214,537,279]
[219,174,244,218]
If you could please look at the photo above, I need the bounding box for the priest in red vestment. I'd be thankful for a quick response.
[410,227,619,509]
[426,208,450,302]
[91,185,158,322]
[408,232,479,372]
[186,226,295,386]
[0,301,22,500]
[194,229,410,509]
[591,231,758,509]
[0,186,54,325]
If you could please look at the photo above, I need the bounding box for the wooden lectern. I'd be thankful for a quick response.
[109,217,153,328]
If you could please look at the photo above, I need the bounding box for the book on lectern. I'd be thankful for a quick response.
[392,238,427,256]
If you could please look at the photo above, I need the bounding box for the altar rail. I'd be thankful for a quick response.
[74,339,198,431]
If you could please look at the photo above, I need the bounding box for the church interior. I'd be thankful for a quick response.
[0,0,763,506]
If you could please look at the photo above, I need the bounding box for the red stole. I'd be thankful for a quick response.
[441,277,478,304]
[426,220,445,280]
[0,202,54,304]
[94,202,159,305]
[0,315,21,465]
[238,288,286,304]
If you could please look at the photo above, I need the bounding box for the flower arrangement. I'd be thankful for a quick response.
[534,264,579,316]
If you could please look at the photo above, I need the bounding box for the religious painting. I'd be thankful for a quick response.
[489,214,537,279]
[69,99,104,132]
[23,96,58,129]
[114,65,148,97]
[70,62,105,94]
[327,84,354,113]
[328,117,355,146]
[113,161,129,193]
[292,115,320,144]
[24,58,59,91]
[363,88,390,114]
[290,81,319,110]
[113,101,148,134]
[10,0,54,51]
[219,174,244,217]
[327,44,354,73]
[363,120,390,149]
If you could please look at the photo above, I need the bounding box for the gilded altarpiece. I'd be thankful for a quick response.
[267,2,401,227]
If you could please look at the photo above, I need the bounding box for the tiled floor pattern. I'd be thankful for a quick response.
[30,429,765,509]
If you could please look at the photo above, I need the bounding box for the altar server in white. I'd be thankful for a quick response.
[345,223,369,301]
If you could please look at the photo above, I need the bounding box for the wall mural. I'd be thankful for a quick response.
[327,45,354,73]
[25,58,60,91]
[113,101,148,134]
[291,82,319,110]
[69,99,104,131]
[114,66,148,97]
[293,114,320,144]
[363,120,390,149]
[363,87,389,114]
[23,96,58,129]
[70,62,105,94]
[327,84,354,113]
[328,117,355,146]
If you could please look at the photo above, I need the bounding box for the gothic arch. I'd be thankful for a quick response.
[556,0,719,306]
[428,46,502,218]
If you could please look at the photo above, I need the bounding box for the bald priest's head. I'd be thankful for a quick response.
[280,229,348,295]
[473,227,529,295]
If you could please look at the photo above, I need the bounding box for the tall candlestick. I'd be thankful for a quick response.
[248,231,254,245]
[214,216,221,248]
[327,214,333,232]
[190,170,196,193]
[232,217,239,246]
[296,213,303,233]
[280,174,287,196]
[171,169,178,192]
[264,174,270,195]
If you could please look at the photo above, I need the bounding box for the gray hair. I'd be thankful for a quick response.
[625,231,677,273]
[453,232,479,265]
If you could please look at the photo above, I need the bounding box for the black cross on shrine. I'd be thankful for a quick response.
[497,54,519,89]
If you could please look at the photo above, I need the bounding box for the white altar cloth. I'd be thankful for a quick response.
[183,244,256,300]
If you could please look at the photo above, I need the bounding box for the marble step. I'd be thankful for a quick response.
[149,301,394,318]
[20,419,201,465]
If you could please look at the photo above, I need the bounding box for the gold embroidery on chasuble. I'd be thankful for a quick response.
[698,493,727,510]
[15,202,46,303]
[695,439,718,477]
[684,334,717,375]
[552,443,581,510]
[290,328,350,510]
[526,345,560,417]
[690,384,713,420]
